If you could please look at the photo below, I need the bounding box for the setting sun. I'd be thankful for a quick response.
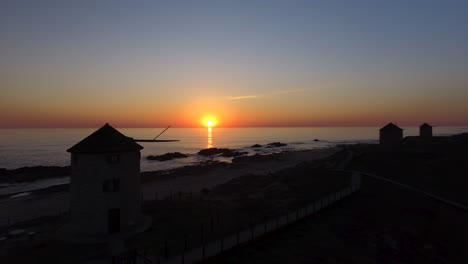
[202,116,217,127]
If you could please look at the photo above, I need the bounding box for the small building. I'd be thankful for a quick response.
[379,123,403,146]
[59,123,151,242]
[420,123,433,138]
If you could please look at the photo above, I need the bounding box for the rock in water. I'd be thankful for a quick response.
[0,166,70,184]
[147,152,188,161]
[266,142,287,148]
[198,148,247,157]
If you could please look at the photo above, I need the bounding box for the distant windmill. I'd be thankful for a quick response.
[134,125,179,142]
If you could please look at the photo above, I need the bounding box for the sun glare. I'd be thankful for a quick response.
[202,116,217,127]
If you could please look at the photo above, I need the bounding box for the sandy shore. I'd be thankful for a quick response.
[0,147,340,226]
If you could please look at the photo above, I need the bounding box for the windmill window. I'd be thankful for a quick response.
[72,154,78,164]
[106,154,120,164]
[103,178,120,192]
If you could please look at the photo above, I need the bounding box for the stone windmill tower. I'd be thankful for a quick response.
[60,123,151,242]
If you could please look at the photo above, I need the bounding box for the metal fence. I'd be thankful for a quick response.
[126,173,362,264]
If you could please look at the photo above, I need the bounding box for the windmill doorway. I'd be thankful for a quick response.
[108,208,120,234]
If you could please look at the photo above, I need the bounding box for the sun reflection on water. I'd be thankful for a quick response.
[207,127,213,148]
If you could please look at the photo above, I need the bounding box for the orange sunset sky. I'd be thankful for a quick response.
[1,1,468,128]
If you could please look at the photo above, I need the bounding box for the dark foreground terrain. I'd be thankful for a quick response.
[203,175,468,263]
[203,135,468,263]
[0,150,348,263]
[2,136,468,263]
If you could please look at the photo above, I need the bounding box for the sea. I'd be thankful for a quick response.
[0,126,465,196]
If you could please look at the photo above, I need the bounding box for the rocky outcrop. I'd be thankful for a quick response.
[147,152,188,161]
[251,144,262,148]
[266,142,287,148]
[233,153,283,163]
[0,166,70,184]
[198,148,247,157]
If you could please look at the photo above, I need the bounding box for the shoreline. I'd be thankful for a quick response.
[0,145,341,198]
[0,147,343,226]
[2,134,467,263]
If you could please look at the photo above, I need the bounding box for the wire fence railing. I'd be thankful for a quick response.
[114,173,362,264]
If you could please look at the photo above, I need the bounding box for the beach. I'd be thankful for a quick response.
[0,147,340,226]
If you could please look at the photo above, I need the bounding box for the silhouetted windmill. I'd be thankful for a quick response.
[60,123,177,242]
[134,125,179,142]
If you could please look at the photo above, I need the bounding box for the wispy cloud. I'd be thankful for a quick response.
[225,88,309,101]
[226,95,262,100]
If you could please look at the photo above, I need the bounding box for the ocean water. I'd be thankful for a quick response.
[0,126,464,172]
[0,126,464,196]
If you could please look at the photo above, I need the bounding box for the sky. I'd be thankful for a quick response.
[1,0,467,128]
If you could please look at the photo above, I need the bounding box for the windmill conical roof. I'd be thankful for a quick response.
[380,122,403,131]
[420,123,432,128]
[67,123,143,153]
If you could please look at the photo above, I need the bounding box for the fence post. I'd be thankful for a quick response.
[155,192,158,201]
[210,217,214,232]
[184,233,188,251]
[201,224,204,244]
[237,230,240,245]
[220,236,224,252]
[250,220,254,240]
[202,243,206,259]
[164,239,168,258]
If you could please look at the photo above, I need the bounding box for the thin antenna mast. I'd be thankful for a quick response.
[133,125,179,142]
[153,125,171,140]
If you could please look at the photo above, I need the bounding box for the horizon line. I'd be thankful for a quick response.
[1,124,467,129]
